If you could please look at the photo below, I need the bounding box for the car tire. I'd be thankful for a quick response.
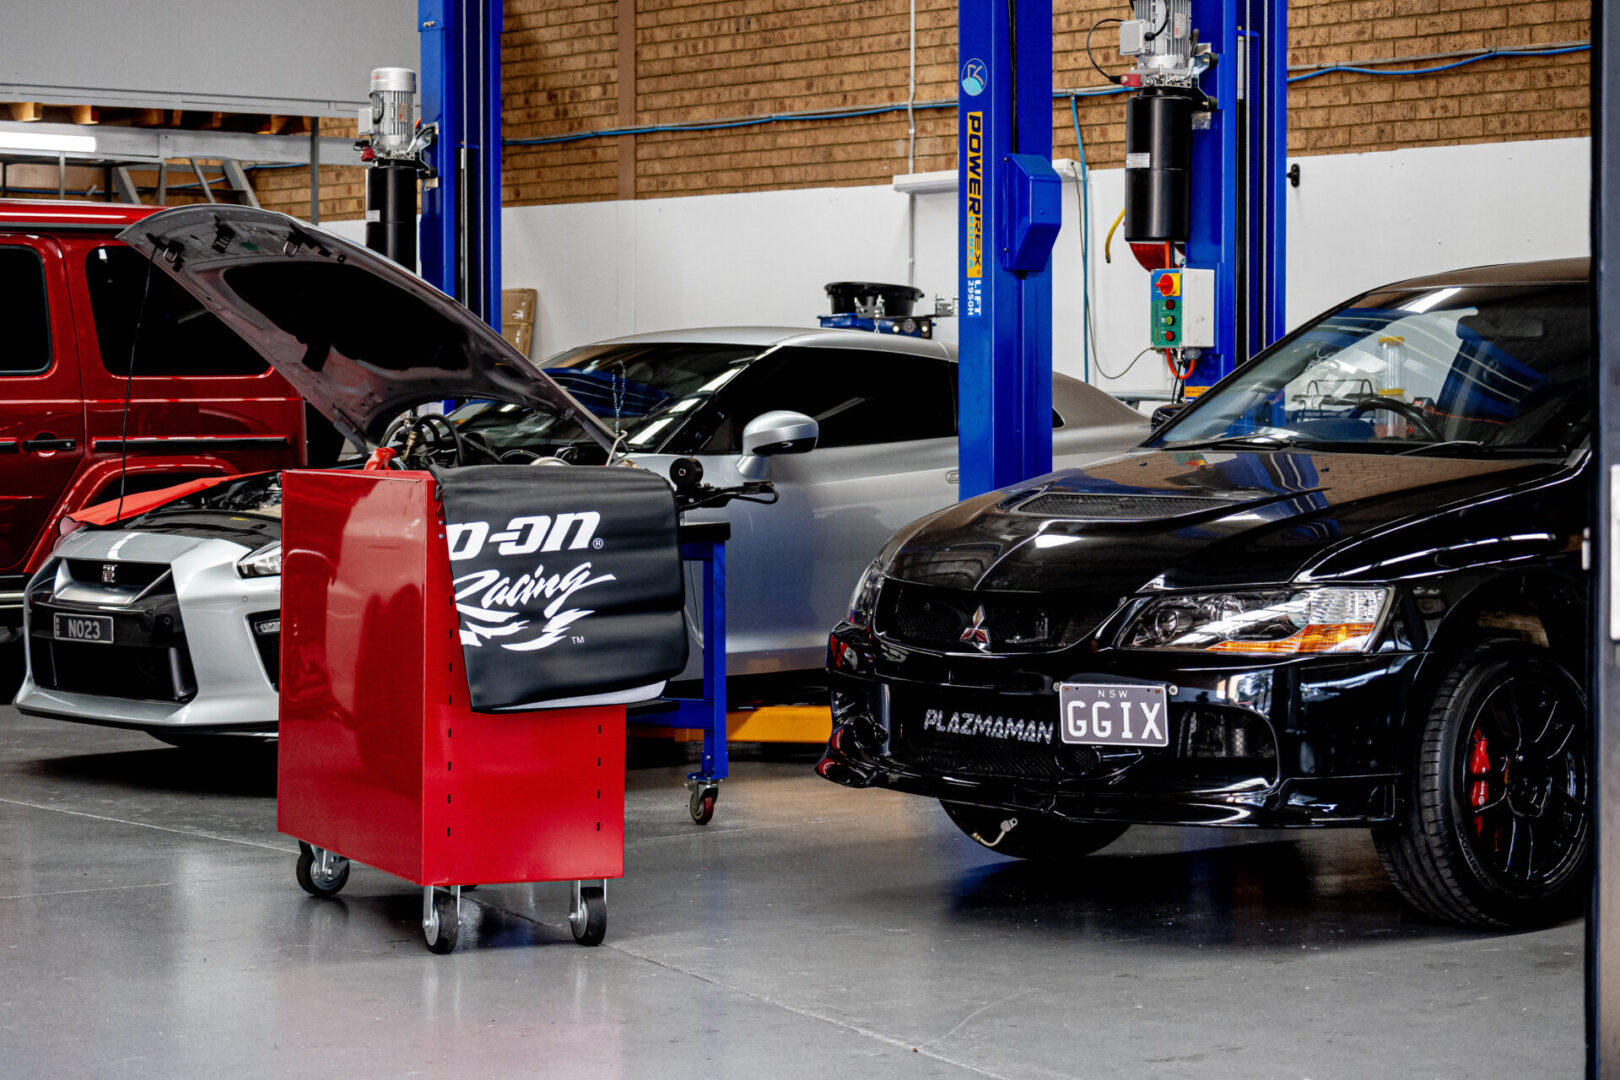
[939,801,1129,861]
[1373,640,1591,929]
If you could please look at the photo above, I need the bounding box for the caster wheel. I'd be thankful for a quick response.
[689,785,718,825]
[424,890,460,954]
[295,842,350,898]
[570,885,607,946]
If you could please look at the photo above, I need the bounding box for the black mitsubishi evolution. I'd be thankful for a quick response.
[818,257,1592,928]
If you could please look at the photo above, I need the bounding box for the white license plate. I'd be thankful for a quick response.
[53,613,114,645]
[1057,682,1170,747]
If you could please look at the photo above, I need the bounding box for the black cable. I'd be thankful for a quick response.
[1087,18,1124,85]
[1007,0,1020,153]
[114,252,159,524]
[1143,0,1171,41]
[407,413,466,467]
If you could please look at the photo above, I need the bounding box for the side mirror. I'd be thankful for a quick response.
[738,410,818,479]
[1150,401,1190,429]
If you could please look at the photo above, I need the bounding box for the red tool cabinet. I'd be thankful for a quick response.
[277,469,624,953]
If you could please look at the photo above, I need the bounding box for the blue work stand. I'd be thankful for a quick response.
[629,521,730,824]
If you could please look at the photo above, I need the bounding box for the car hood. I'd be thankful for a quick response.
[884,448,1575,594]
[117,205,615,451]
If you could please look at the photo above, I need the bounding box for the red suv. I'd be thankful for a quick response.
[0,200,307,636]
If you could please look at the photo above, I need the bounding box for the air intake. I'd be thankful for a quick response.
[1012,493,1242,520]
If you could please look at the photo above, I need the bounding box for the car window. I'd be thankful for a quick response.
[0,246,50,375]
[85,245,269,377]
[1156,281,1591,454]
[699,347,958,452]
[544,341,761,448]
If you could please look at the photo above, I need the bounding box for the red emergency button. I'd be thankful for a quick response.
[1165,330,1176,342]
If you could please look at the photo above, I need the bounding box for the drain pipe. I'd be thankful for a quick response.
[905,0,917,286]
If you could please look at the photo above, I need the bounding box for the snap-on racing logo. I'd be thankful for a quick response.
[446,513,614,652]
[447,512,603,559]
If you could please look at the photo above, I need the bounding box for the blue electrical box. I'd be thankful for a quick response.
[1003,154,1063,274]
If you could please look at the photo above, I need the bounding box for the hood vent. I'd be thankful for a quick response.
[1012,492,1244,520]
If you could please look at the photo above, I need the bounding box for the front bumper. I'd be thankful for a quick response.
[14,531,281,734]
[819,622,1423,827]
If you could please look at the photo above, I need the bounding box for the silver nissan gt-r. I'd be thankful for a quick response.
[14,206,1148,744]
[18,481,287,742]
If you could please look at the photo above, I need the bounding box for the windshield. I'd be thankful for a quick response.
[448,342,761,454]
[1155,280,1590,456]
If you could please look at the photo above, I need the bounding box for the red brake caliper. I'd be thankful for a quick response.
[1468,731,1491,836]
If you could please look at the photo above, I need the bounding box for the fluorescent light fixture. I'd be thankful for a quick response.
[0,131,98,155]
[1400,286,1461,314]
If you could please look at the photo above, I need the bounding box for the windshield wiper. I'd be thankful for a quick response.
[1161,433,1310,451]
[1393,441,1568,457]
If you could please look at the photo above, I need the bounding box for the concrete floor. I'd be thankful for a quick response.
[0,702,1584,1079]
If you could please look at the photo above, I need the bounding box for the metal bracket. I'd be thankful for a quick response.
[1002,154,1063,273]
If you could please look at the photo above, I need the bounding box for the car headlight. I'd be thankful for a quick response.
[1122,586,1391,655]
[236,541,283,579]
[846,560,885,629]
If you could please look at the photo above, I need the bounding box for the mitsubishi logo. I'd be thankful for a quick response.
[960,605,991,651]
[101,564,117,584]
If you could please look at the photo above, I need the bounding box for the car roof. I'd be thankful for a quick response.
[0,198,162,233]
[1380,256,1589,290]
[585,325,954,359]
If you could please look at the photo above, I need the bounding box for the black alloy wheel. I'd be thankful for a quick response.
[939,801,1129,861]
[1374,640,1590,928]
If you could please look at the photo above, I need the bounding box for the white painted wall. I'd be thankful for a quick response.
[350,136,1592,399]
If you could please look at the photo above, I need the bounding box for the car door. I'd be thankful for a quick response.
[62,238,306,507]
[0,235,86,575]
[679,344,961,679]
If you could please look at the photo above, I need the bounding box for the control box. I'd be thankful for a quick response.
[1149,267,1214,349]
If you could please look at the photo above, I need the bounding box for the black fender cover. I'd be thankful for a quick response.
[433,465,688,711]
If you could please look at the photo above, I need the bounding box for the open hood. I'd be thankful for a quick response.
[117,206,615,452]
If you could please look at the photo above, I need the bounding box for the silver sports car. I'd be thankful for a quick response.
[15,206,1146,742]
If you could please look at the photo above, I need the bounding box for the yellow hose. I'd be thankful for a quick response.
[1103,206,1126,264]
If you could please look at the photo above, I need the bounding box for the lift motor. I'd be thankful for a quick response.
[356,67,438,270]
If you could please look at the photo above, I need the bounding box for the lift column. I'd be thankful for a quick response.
[956,0,1064,498]
[1184,0,1287,380]
[417,0,503,329]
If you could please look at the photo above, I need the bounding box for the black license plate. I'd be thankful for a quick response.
[53,613,114,645]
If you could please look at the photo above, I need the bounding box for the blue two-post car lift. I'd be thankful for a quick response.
[955,0,1287,494]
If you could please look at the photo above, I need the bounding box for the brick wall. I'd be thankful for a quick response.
[243,0,1588,219]
[252,163,367,222]
[503,0,1590,211]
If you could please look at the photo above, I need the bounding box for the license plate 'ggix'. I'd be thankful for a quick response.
[1057,682,1170,747]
